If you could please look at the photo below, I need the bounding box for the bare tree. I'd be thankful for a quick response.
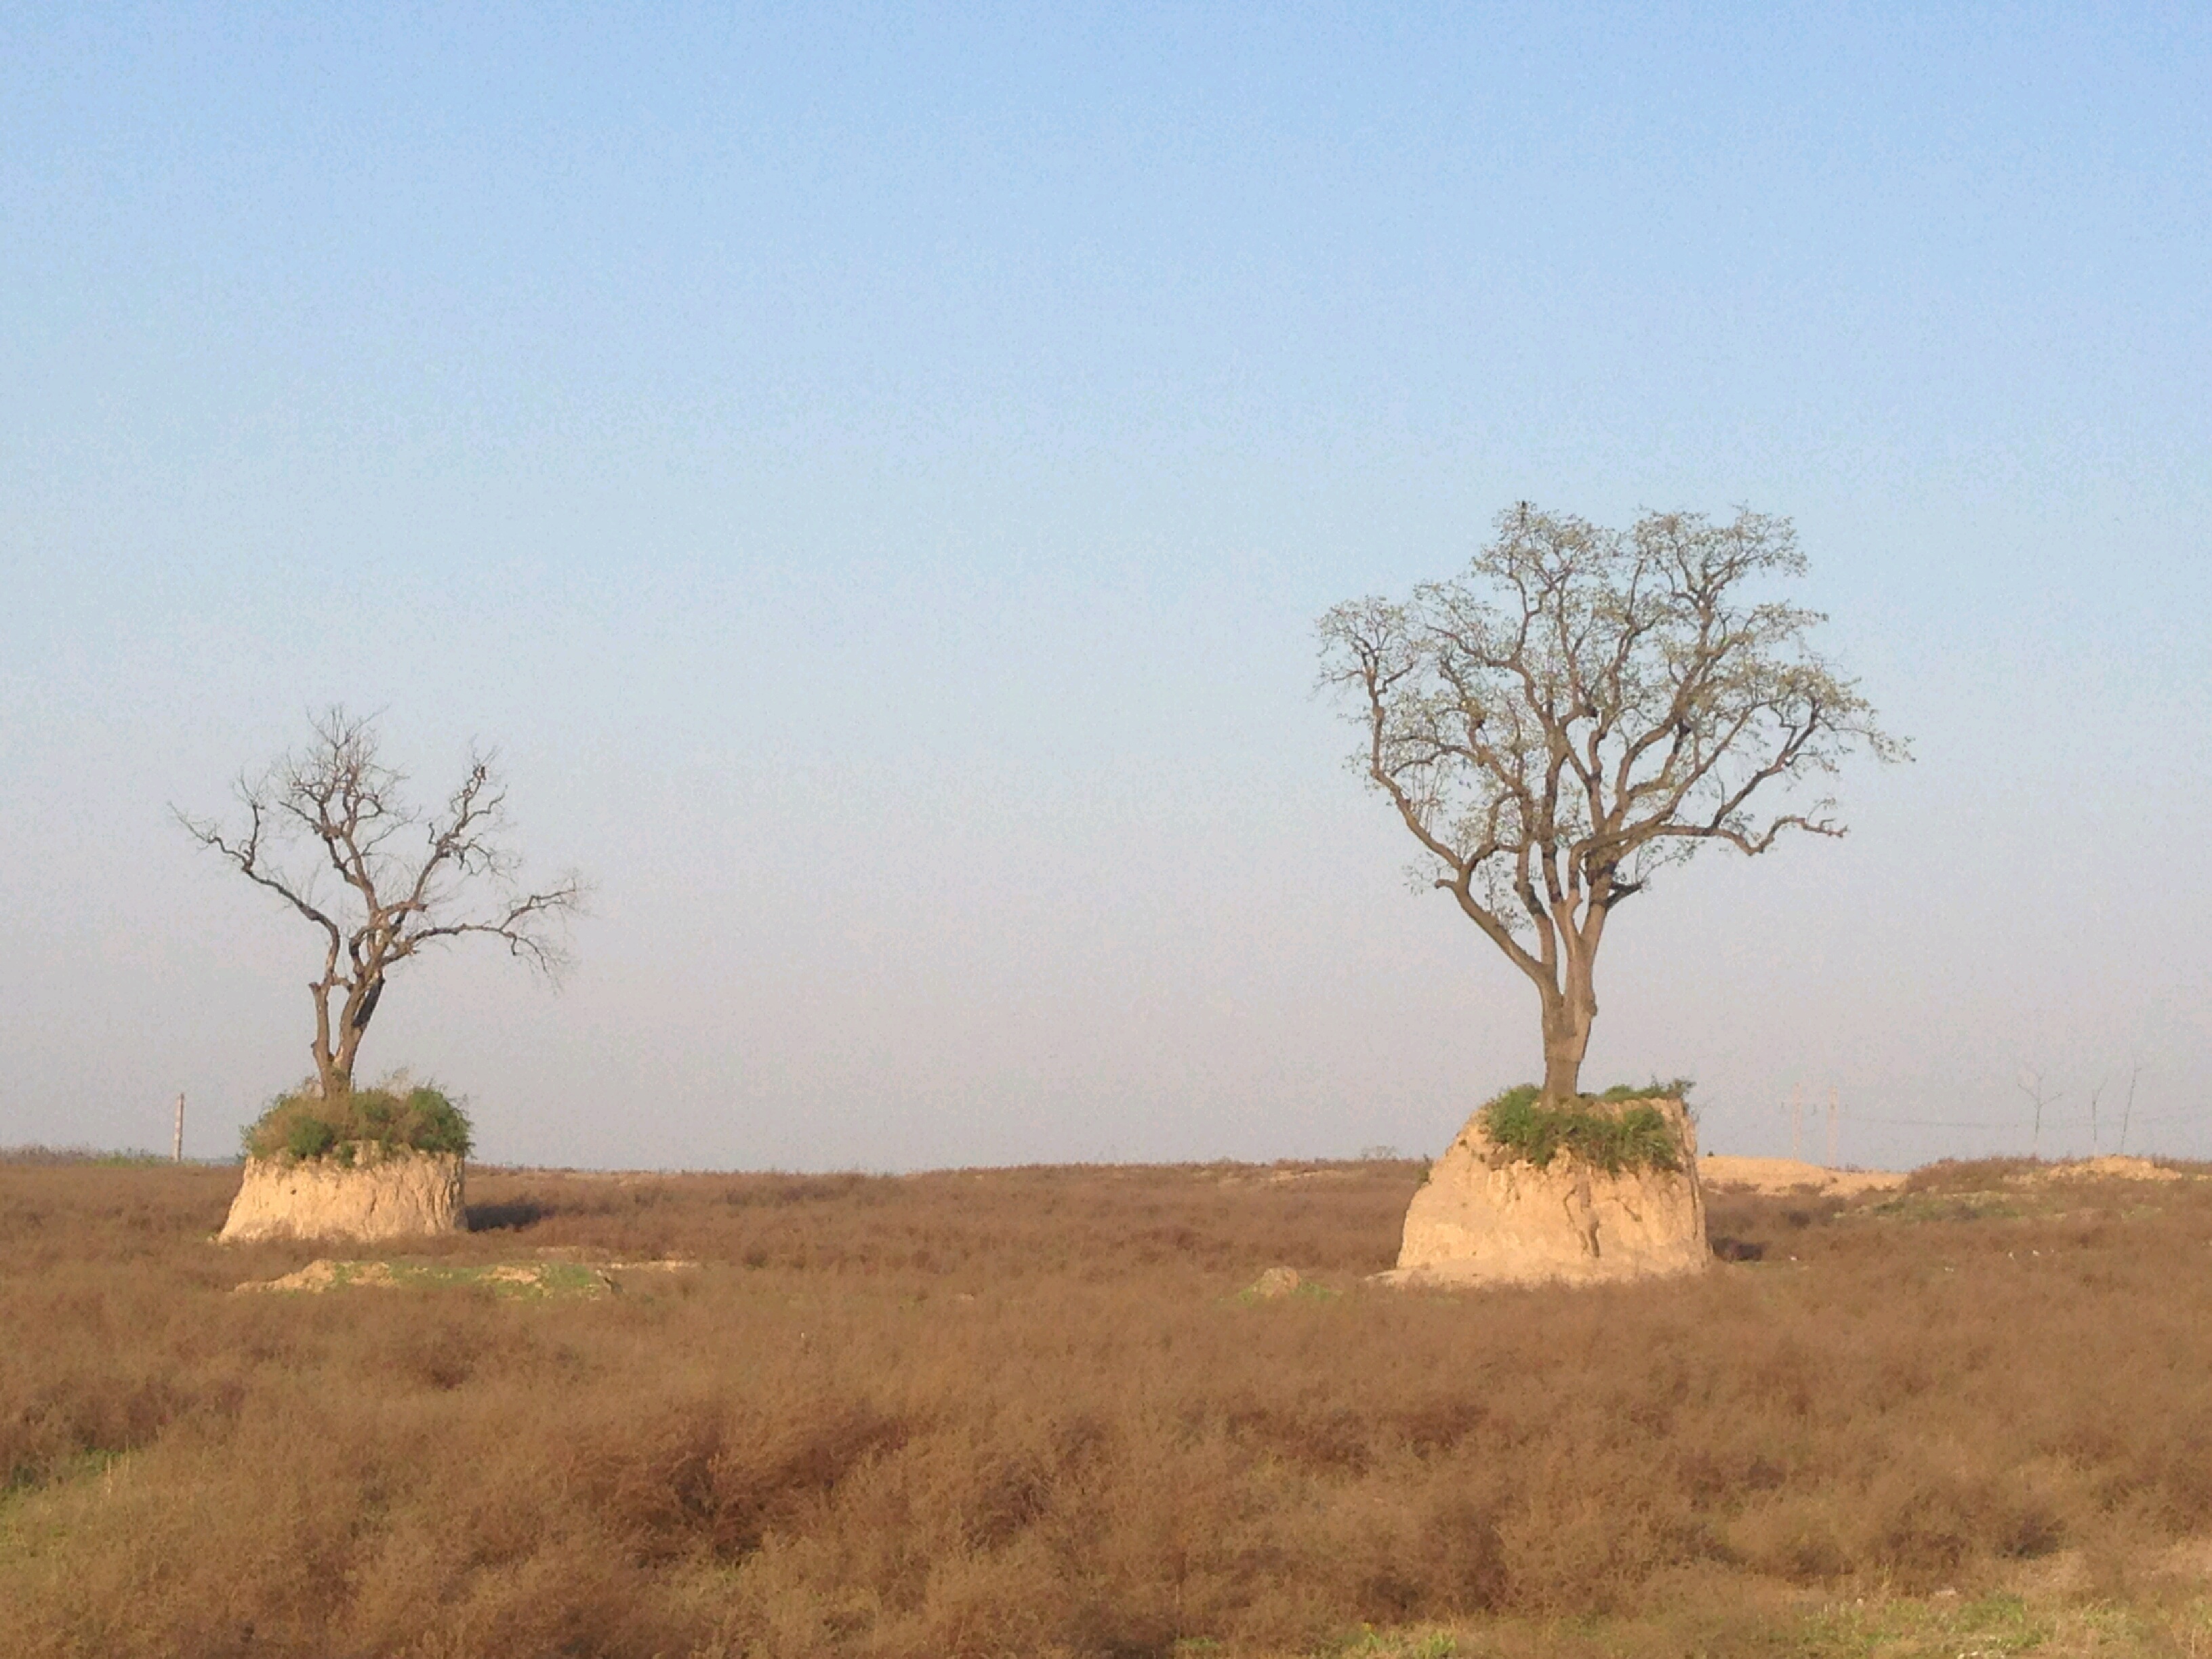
[177,708,587,1099]
[1319,505,1904,1105]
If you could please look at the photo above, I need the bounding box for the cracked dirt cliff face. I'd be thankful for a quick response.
[218,1147,464,1244]
[1384,1097,1707,1289]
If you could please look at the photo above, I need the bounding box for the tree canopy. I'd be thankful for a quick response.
[1319,504,1904,1103]
[178,708,586,1101]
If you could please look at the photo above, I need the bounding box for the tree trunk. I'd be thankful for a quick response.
[330,1022,364,1098]
[310,1050,353,1099]
[309,983,346,1099]
[1540,1008,1586,1105]
[323,974,382,1100]
[1538,969,1597,1106]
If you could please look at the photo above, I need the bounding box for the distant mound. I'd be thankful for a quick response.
[2032,1154,2185,1184]
[1700,1155,1906,1196]
[1697,1153,2186,1197]
[235,1258,613,1296]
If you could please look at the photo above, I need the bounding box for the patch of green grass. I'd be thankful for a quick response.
[1479,1084,1687,1174]
[1320,1626,1458,1658]
[1868,1189,2024,1224]
[1793,1591,2047,1658]
[1,1449,127,1519]
[1303,1591,2152,1659]
[243,1079,472,1163]
[398,1261,609,1298]
[1231,1279,1343,1308]
[1595,1076,1696,1103]
[432,1261,608,1298]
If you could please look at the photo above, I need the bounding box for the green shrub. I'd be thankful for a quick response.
[243,1078,473,1163]
[1478,1082,1689,1174]
[1596,1076,1696,1103]
[283,1115,336,1161]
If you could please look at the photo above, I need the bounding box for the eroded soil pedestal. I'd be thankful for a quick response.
[1382,1097,1707,1289]
[218,1147,464,1244]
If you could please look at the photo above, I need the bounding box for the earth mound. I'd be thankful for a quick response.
[1699,1155,1906,1196]
[2041,1155,2184,1183]
[218,1146,464,1244]
[235,1257,614,1296]
[1384,1092,1706,1289]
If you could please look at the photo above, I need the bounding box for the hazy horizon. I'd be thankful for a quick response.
[5,7,2208,1172]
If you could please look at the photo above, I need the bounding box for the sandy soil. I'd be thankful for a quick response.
[1698,1155,1907,1195]
[1701,1151,2191,1195]
[2034,1153,2184,1183]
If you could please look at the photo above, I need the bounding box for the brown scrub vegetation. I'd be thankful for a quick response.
[5,1151,2212,1657]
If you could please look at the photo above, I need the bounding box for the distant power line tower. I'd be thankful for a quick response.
[2017,1071,2060,1159]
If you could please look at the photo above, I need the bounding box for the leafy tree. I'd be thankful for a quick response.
[1319,506,1903,1105]
[178,708,586,1099]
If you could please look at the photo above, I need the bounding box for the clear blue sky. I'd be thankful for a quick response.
[3,4,2207,1169]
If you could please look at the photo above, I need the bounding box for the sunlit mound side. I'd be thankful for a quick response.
[218,1080,471,1244]
[1386,1084,1707,1288]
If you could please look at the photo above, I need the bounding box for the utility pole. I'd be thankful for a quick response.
[1827,1086,1839,1168]
[173,1092,185,1164]
[1789,1084,1803,1162]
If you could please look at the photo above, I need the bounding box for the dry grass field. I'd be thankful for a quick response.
[6,1150,2212,1658]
